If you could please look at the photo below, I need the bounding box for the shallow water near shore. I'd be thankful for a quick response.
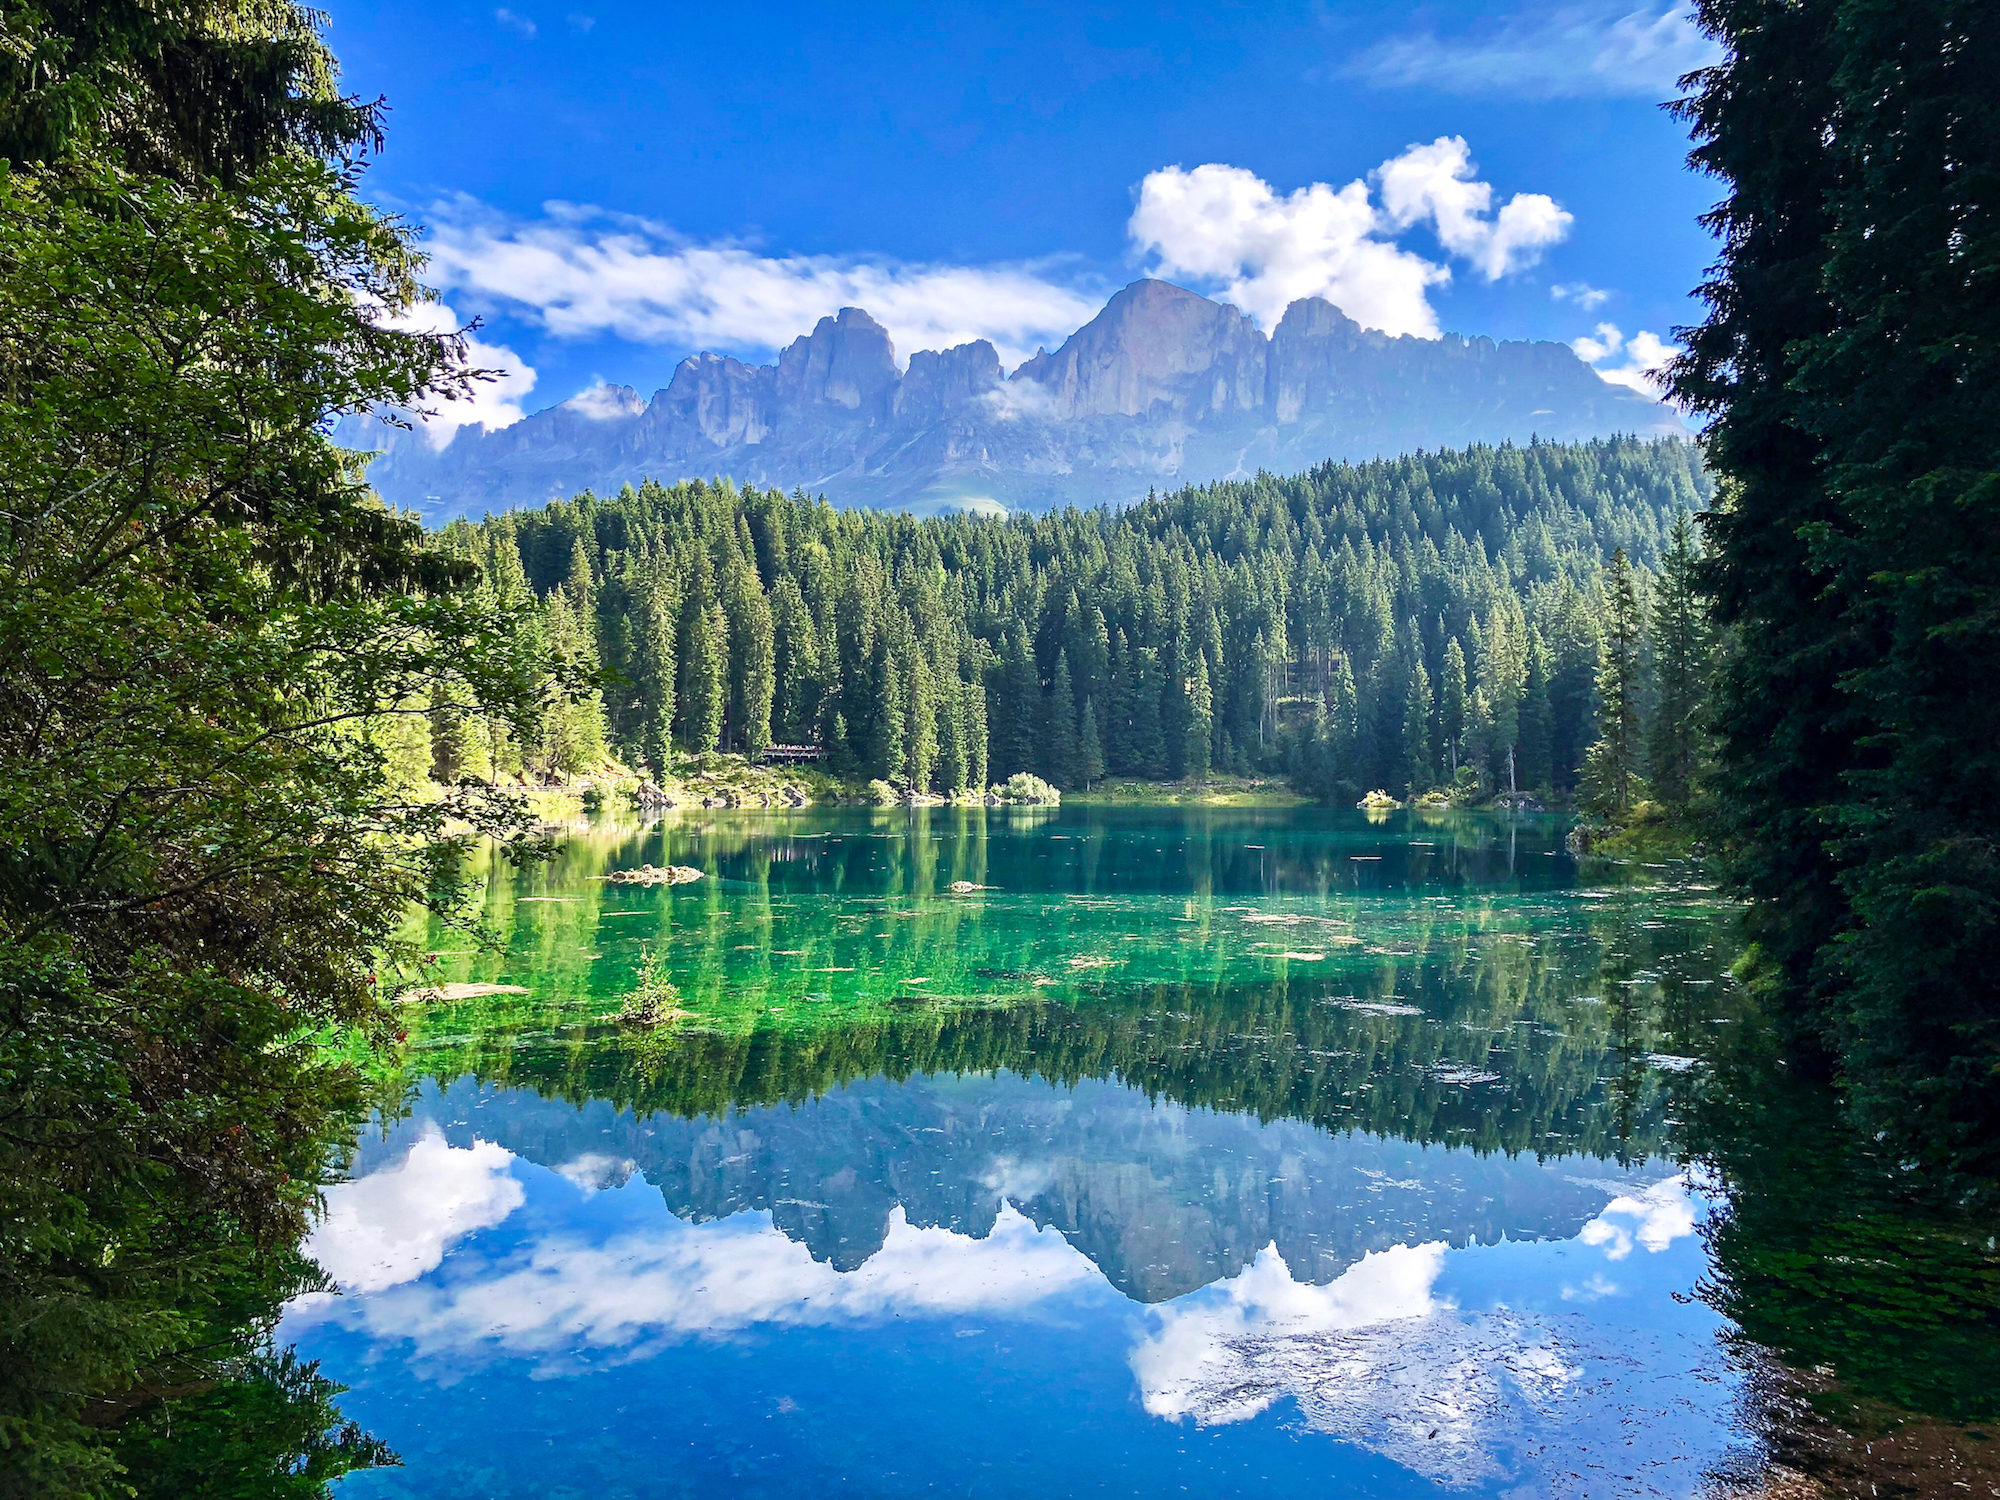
[284,806,2000,1499]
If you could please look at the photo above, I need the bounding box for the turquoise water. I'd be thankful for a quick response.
[283,807,1996,1497]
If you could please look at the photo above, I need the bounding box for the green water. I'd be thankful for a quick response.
[288,806,2000,1499]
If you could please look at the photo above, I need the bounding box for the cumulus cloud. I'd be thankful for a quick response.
[1374,137,1572,281]
[1350,3,1721,100]
[422,200,1103,370]
[494,7,537,39]
[1570,321,1680,399]
[304,1127,525,1295]
[1128,139,1569,337]
[386,299,539,446]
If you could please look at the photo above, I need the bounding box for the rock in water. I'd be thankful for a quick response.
[607,864,705,886]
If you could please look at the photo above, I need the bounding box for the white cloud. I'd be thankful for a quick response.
[1133,1241,1449,1426]
[315,1204,1101,1371]
[1577,1175,1698,1260]
[1129,164,1445,337]
[423,200,1104,370]
[1570,321,1681,399]
[559,383,645,422]
[1351,3,1721,100]
[1552,281,1611,310]
[494,7,536,39]
[387,299,539,446]
[1128,139,1570,338]
[303,1127,525,1295]
[1374,137,1572,281]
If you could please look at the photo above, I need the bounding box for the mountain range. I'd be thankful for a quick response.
[345,278,1684,520]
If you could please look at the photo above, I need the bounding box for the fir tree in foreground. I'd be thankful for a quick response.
[0,3,551,1492]
[1672,0,2000,1169]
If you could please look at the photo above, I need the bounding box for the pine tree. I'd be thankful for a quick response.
[1078,695,1105,789]
[1583,549,1647,815]
[904,650,937,793]
[677,598,727,754]
[869,639,904,783]
[1047,651,1079,788]
[634,566,677,775]
[1439,638,1468,779]
[1185,653,1214,781]
[1647,511,1709,810]
[1402,656,1434,795]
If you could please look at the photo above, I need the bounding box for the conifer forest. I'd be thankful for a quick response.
[447,437,1711,809]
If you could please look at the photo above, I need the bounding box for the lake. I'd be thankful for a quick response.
[283,806,2000,1498]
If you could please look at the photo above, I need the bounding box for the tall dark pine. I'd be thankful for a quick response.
[1047,651,1080,788]
[1672,0,2000,1163]
[1584,550,1646,816]
[1647,512,1708,810]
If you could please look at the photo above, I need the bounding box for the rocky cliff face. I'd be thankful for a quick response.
[348,279,1681,520]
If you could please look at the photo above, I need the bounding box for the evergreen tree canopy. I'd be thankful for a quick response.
[1671,0,2000,1169]
[474,437,1708,798]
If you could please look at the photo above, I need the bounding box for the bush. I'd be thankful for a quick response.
[991,773,1060,806]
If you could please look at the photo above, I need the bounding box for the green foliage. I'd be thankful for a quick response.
[1671,0,2000,1166]
[471,437,1709,804]
[0,3,549,1490]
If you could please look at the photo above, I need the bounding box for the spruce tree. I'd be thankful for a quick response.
[1647,511,1708,810]
[1439,638,1468,779]
[677,598,727,754]
[1078,695,1105,789]
[1329,656,1361,799]
[1583,549,1647,815]
[1402,656,1434,795]
[1047,651,1079,788]
[1483,609,1527,793]
[1126,647,1167,778]
[635,566,678,775]
[963,678,991,791]
[870,642,904,784]
[1185,654,1214,781]
[904,650,937,792]
[1673,0,2000,1163]
[1518,632,1554,794]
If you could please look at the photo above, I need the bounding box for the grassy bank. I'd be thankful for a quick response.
[1065,774,1309,808]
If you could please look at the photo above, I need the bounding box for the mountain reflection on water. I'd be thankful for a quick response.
[282,808,1999,1499]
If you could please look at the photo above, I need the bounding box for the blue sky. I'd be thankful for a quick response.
[324,0,1721,440]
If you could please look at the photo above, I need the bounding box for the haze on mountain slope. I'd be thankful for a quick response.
[347,279,1683,520]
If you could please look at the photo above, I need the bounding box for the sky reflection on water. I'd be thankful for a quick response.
[287,810,1766,1498]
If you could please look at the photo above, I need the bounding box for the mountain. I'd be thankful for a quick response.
[346,279,1683,520]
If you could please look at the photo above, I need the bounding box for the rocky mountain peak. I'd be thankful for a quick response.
[776,306,899,411]
[349,279,1683,519]
[1015,278,1267,420]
